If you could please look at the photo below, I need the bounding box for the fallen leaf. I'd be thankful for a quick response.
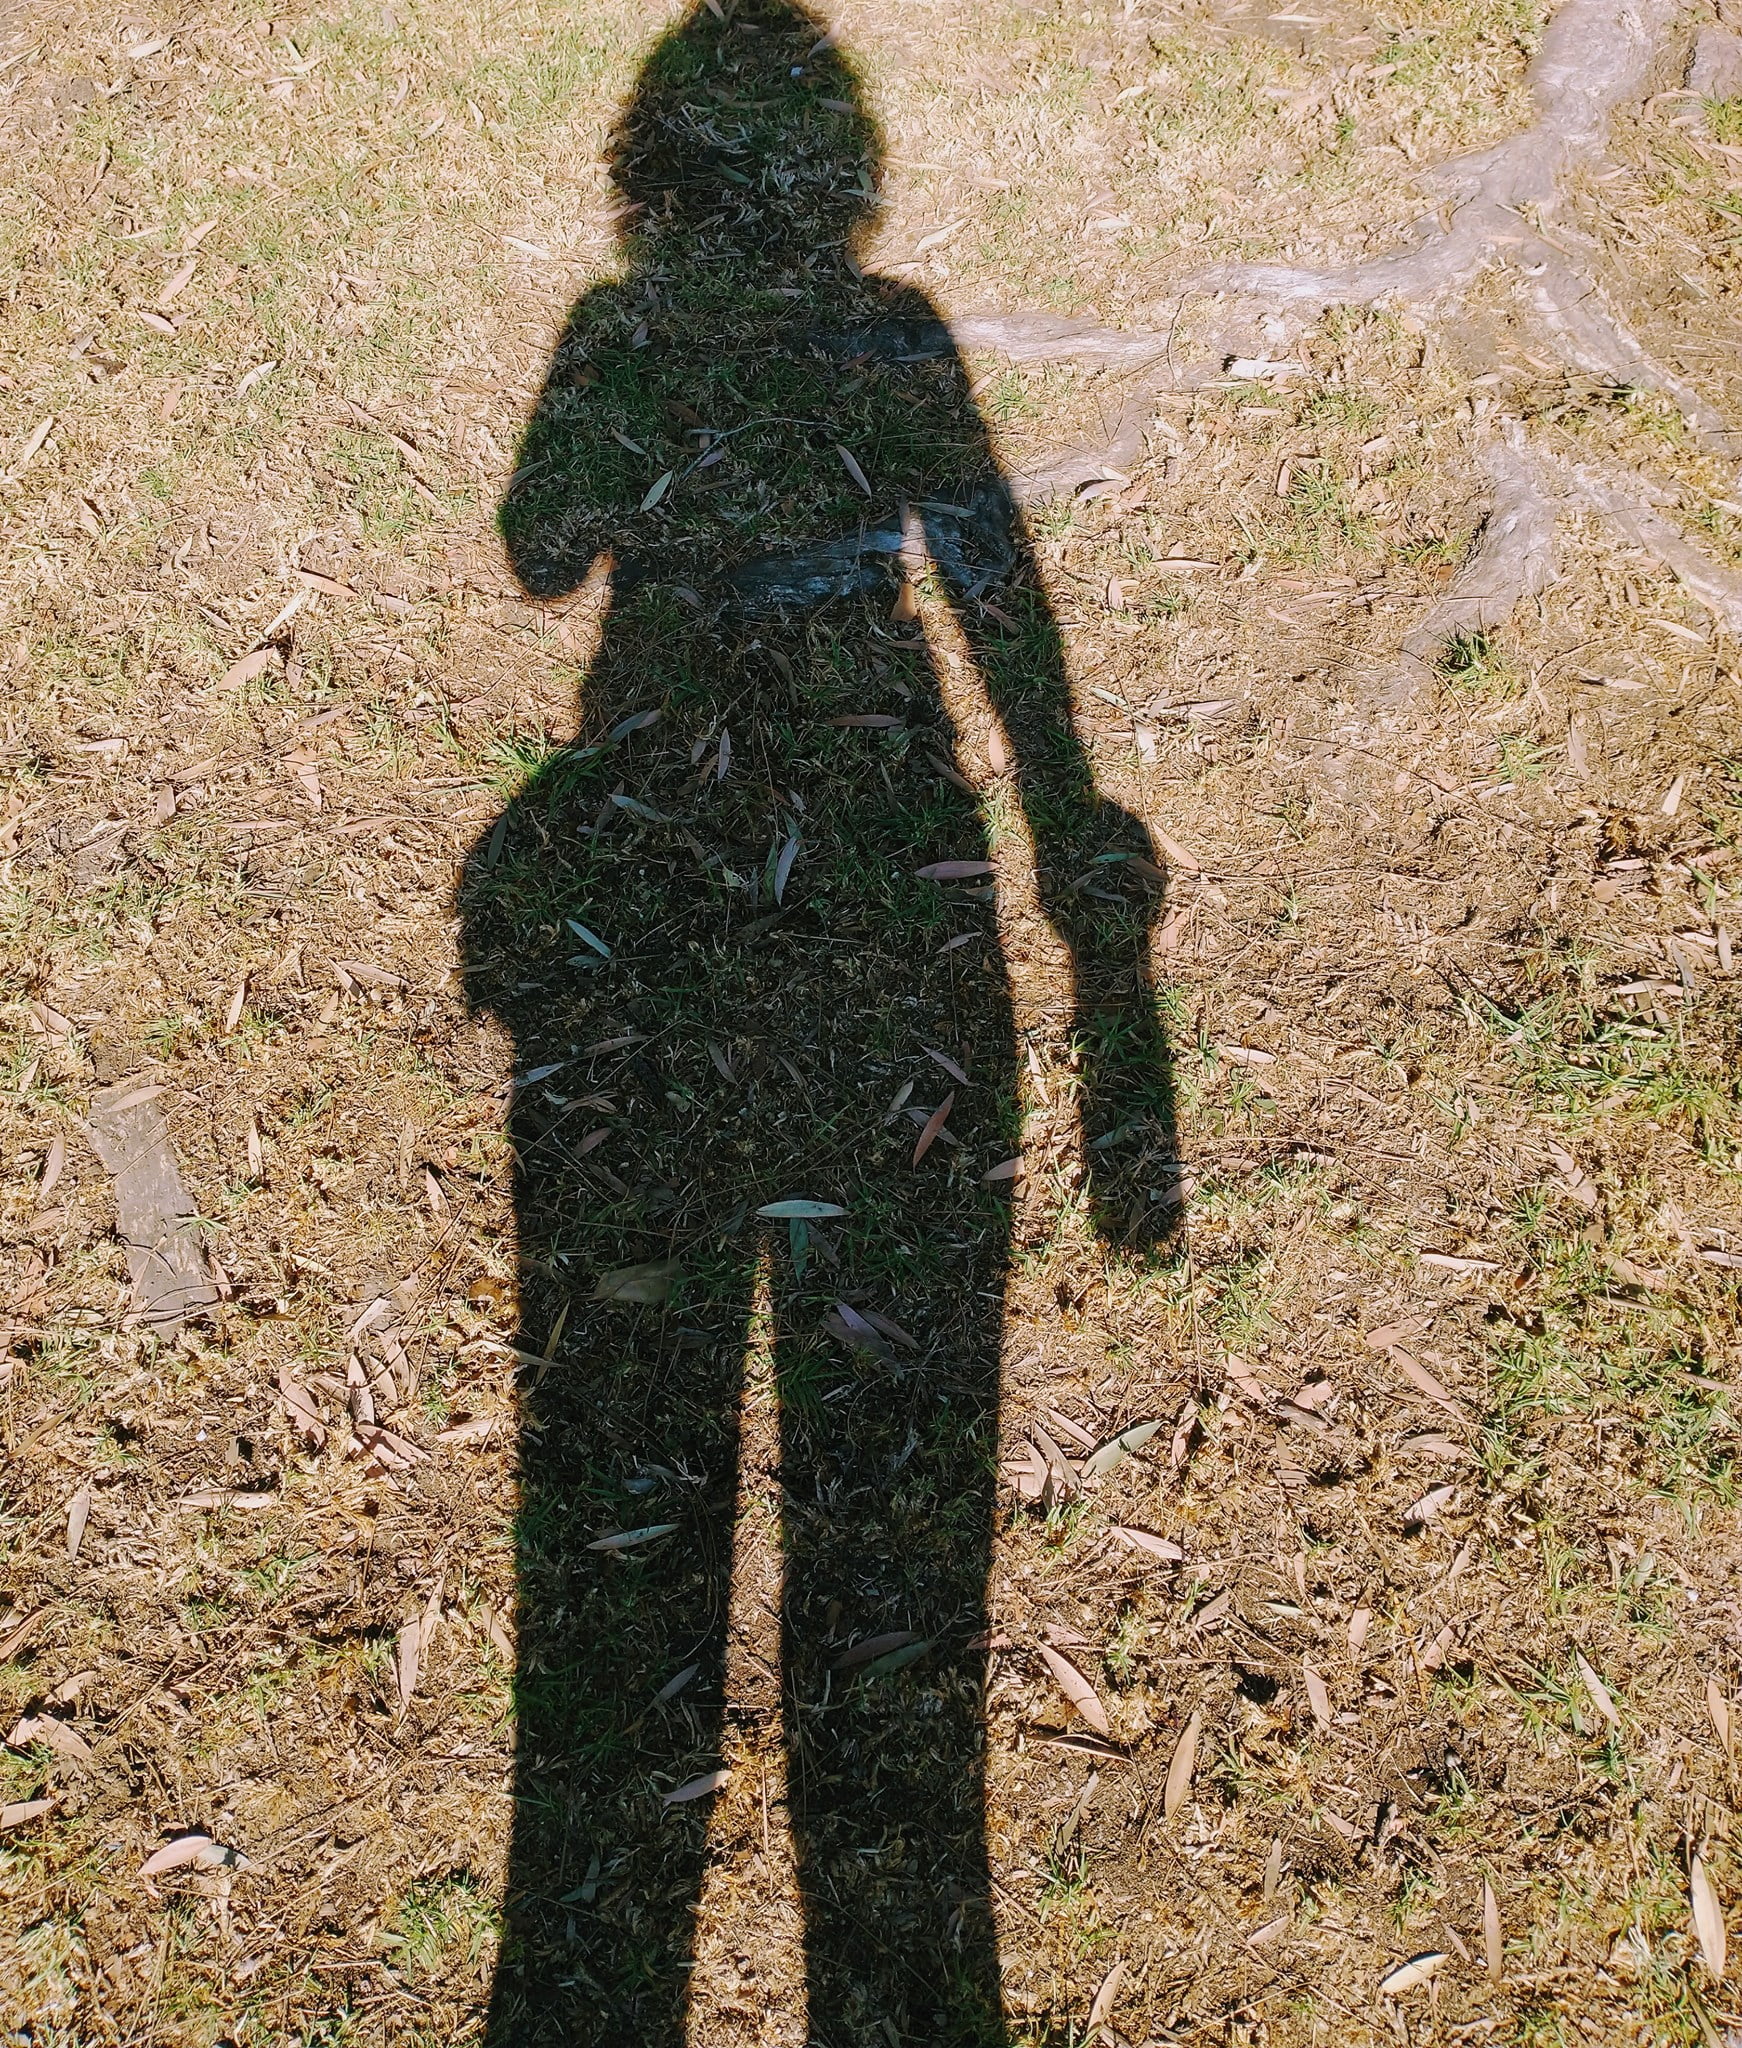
[0,1610,46,1663]
[1391,1350,1464,1417]
[8,1715,95,1768]
[1574,1650,1621,1732]
[1152,825,1201,874]
[1364,1319,1431,1353]
[155,256,197,307]
[1545,1141,1600,1211]
[836,444,871,495]
[593,1259,682,1305]
[982,1156,1024,1183]
[564,918,611,959]
[65,1485,91,1561]
[235,359,277,395]
[1032,1428,1079,1503]
[1083,1419,1163,1480]
[653,1664,698,1704]
[1708,1676,1733,1761]
[139,1832,250,1879]
[757,1199,847,1220]
[1190,1590,1232,1633]
[663,1768,730,1806]
[1379,1952,1448,1999]
[435,1415,496,1445]
[772,832,801,904]
[1482,1877,1503,1980]
[1398,1432,1469,1462]
[1223,1352,1269,1402]
[1038,1643,1109,1735]
[11,416,54,475]
[915,859,994,881]
[833,1630,921,1672]
[1403,1483,1456,1528]
[1085,1960,1126,2033]
[1,1798,54,1831]
[987,726,1010,774]
[176,1489,278,1509]
[912,1092,955,1165]
[890,579,919,622]
[860,1306,918,1350]
[1110,1526,1184,1563]
[294,567,354,597]
[1419,1251,1499,1274]
[854,1639,931,1680]
[1692,1852,1727,1980]
[587,1524,680,1552]
[925,1046,970,1085]
[1302,1659,1332,1731]
[1163,1708,1201,1818]
[39,1133,65,1202]
[1216,1043,1276,1066]
[639,469,674,512]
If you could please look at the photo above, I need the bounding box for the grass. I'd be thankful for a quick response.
[2,0,1742,2045]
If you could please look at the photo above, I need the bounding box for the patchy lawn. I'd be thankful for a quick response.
[4,0,1742,2042]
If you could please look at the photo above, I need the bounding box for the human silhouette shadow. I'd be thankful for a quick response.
[460,4,1176,2040]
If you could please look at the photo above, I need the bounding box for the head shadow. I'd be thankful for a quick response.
[464,4,1178,2042]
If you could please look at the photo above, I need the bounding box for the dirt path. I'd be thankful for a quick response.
[3,0,1742,2042]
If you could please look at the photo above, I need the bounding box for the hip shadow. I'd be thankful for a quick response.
[459,4,1178,2038]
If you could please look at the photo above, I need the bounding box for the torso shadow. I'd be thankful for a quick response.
[458,7,1174,2040]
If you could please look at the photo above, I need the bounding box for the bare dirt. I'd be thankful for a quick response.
[4,0,1742,2042]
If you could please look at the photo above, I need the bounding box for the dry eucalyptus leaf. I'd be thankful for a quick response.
[1708,1676,1733,1761]
[278,1367,326,1449]
[1085,1960,1126,2032]
[139,1832,249,1879]
[1691,1853,1727,1980]
[587,1523,679,1552]
[1482,1877,1503,1981]
[66,1484,92,1561]
[1574,1650,1621,1732]
[1083,1419,1163,1481]
[593,1259,683,1305]
[1378,1951,1447,1998]
[663,1768,730,1807]
[1110,1526,1184,1563]
[1163,1708,1201,1819]
[1037,1643,1109,1735]
[9,1715,95,1769]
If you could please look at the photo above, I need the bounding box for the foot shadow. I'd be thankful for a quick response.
[459,5,1179,2038]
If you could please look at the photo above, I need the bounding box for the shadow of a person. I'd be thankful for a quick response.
[461,3,1176,2040]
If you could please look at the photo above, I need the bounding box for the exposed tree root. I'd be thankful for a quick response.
[949,0,1741,695]
[1544,449,1742,637]
[1385,432,1742,707]
[1395,432,1561,698]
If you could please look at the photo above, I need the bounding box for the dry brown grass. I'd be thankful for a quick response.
[5,0,1742,2043]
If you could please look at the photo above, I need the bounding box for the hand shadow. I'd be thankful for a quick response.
[460,3,1179,2040]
